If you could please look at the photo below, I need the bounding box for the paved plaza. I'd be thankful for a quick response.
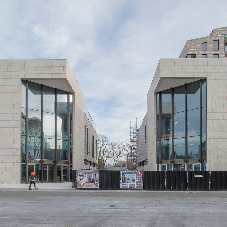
[0,184,227,227]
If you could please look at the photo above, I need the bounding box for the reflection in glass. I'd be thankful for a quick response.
[43,86,55,160]
[187,81,200,159]
[70,165,72,182]
[57,91,68,160]
[156,79,207,171]
[157,94,159,163]
[70,94,73,164]
[35,164,41,182]
[173,86,185,159]
[57,165,61,182]
[21,80,73,182]
[174,164,185,171]
[48,165,54,182]
[28,82,41,160]
[21,164,26,183]
[21,81,26,163]
[213,40,219,51]
[63,166,67,181]
[161,90,172,161]
[43,165,47,182]
[201,79,207,170]
[202,42,207,51]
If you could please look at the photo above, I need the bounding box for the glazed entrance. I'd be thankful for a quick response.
[21,81,73,183]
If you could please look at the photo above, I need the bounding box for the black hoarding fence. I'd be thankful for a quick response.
[143,171,227,191]
[166,171,187,190]
[71,170,227,191]
[210,171,227,190]
[188,171,209,191]
[99,170,120,190]
[71,170,77,188]
[143,171,165,190]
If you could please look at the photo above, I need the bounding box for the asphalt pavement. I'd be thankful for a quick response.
[0,184,227,227]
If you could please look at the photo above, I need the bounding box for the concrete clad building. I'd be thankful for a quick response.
[180,27,227,58]
[0,59,97,184]
[84,107,98,169]
[136,114,147,170]
[137,27,227,171]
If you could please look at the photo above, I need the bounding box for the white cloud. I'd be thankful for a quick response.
[1,0,227,141]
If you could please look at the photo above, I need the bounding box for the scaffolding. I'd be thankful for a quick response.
[129,118,137,170]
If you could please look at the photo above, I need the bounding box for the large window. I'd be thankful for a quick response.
[21,81,26,163]
[28,82,42,160]
[187,81,200,160]
[213,40,219,51]
[57,90,68,161]
[21,81,73,183]
[156,79,207,171]
[43,86,55,160]
[201,80,207,170]
[161,90,172,161]
[156,94,159,163]
[202,42,207,51]
[173,85,185,160]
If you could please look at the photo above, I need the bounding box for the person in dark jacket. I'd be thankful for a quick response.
[29,172,38,190]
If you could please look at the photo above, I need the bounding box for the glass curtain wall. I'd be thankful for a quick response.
[21,80,73,183]
[21,81,27,183]
[43,86,55,160]
[69,94,73,180]
[156,79,207,171]
[57,90,68,161]
[156,94,159,169]
[201,80,207,170]
[187,81,200,160]
[173,85,185,160]
[161,90,172,162]
[28,82,42,161]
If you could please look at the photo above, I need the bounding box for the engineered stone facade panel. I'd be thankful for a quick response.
[0,59,95,184]
[145,58,227,171]
[136,113,148,170]
[84,114,98,168]
[179,27,227,59]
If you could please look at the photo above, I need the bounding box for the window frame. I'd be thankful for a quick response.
[213,40,219,51]
[202,42,207,51]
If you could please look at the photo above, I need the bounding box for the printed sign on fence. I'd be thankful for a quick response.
[77,170,99,189]
[121,171,142,189]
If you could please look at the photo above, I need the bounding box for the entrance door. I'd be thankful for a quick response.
[193,163,201,171]
[43,165,55,182]
[162,164,167,171]
[28,164,41,183]
[28,165,34,181]
[62,165,68,182]
[57,165,68,182]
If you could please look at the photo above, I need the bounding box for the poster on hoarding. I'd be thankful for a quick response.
[77,170,99,189]
[121,171,142,189]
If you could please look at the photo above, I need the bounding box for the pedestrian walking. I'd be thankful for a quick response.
[29,172,38,190]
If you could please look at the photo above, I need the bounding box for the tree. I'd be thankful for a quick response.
[97,135,130,170]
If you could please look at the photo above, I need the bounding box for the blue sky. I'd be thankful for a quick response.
[1,0,227,141]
